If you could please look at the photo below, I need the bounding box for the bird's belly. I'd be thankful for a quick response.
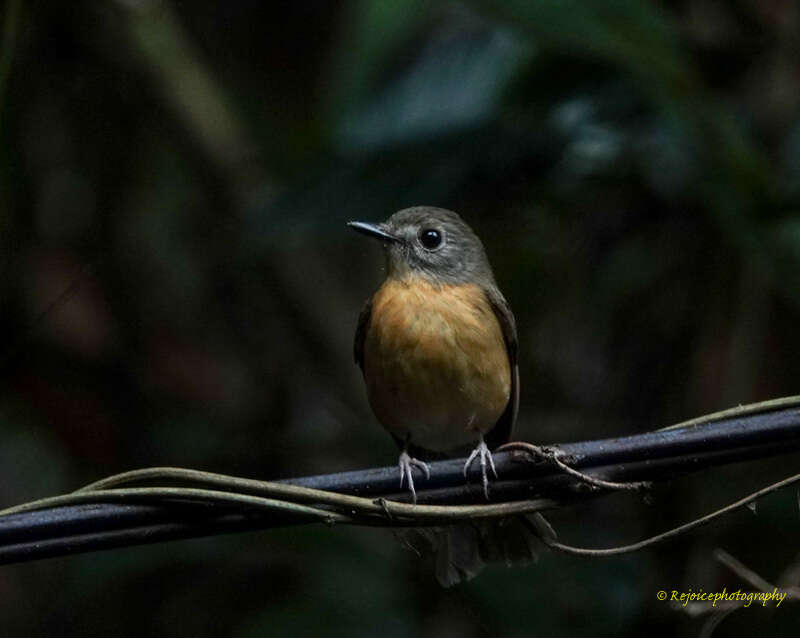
[364,279,510,452]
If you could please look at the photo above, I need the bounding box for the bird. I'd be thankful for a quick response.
[348,206,519,502]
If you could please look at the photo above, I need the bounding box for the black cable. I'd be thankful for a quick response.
[1,406,800,565]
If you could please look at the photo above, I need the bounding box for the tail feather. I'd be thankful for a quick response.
[399,514,549,587]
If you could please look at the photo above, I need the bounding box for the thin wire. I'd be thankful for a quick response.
[535,471,800,556]
[0,487,352,523]
[1,472,561,524]
[656,395,800,432]
[497,442,650,491]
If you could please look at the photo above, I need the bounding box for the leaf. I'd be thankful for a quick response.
[337,23,532,151]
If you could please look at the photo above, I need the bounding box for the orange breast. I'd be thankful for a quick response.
[364,277,511,452]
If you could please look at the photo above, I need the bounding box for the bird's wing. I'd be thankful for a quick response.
[483,287,519,448]
[353,295,373,374]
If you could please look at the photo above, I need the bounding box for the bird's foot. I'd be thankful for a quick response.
[399,450,430,504]
[464,435,498,499]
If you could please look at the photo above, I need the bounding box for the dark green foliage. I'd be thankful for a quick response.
[1,1,799,635]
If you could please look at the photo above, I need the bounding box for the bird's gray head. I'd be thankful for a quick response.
[348,206,496,286]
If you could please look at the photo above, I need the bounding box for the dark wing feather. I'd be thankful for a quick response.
[353,296,373,374]
[483,287,519,449]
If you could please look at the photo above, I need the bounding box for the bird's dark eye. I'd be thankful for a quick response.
[418,228,442,250]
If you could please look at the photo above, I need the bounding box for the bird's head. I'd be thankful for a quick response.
[347,206,495,286]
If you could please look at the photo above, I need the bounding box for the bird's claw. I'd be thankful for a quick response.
[399,450,430,504]
[464,436,498,499]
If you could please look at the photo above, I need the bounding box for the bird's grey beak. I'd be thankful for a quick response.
[347,221,401,244]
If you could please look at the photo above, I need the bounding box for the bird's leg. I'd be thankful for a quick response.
[463,433,498,499]
[398,445,430,504]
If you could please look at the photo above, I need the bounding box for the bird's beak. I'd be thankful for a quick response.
[347,221,401,244]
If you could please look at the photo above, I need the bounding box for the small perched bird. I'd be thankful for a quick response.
[348,206,518,501]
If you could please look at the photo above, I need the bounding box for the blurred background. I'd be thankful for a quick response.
[2,0,800,635]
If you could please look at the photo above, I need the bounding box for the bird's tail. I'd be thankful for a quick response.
[398,513,554,587]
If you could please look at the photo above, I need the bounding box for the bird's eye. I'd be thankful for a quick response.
[418,228,443,250]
